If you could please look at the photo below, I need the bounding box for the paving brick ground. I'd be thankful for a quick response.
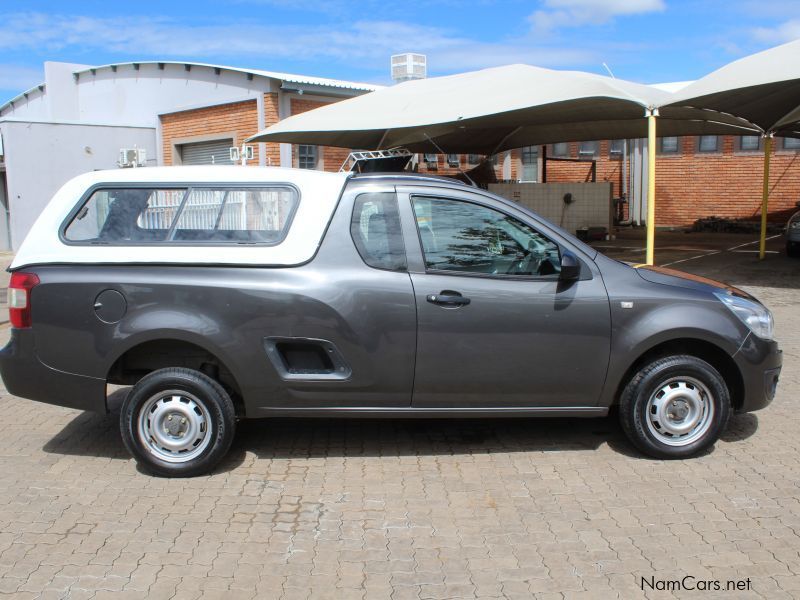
[0,236,798,599]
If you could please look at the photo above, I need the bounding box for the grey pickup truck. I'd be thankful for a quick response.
[0,166,782,476]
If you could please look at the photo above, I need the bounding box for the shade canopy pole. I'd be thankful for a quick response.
[759,134,773,260]
[646,109,658,266]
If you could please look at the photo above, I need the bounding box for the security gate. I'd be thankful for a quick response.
[178,139,234,165]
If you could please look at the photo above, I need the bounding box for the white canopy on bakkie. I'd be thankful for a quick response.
[11,166,351,270]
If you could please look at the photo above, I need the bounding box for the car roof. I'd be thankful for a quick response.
[349,172,473,188]
[69,165,351,185]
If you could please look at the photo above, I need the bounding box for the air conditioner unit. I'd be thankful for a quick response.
[230,145,254,163]
[118,148,146,168]
[391,53,427,83]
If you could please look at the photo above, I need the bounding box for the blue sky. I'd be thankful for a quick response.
[0,0,798,101]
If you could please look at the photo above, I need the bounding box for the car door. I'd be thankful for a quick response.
[400,187,611,409]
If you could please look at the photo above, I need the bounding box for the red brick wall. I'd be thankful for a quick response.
[418,153,515,180]
[161,100,260,165]
[262,93,281,166]
[160,95,283,167]
[160,97,798,226]
[544,142,624,196]
[290,98,350,172]
[654,136,799,225]
[542,137,799,226]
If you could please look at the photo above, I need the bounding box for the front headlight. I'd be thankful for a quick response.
[714,292,774,340]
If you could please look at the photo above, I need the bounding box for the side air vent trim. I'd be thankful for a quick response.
[264,336,352,381]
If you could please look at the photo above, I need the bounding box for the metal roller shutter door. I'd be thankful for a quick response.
[179,139,234,165]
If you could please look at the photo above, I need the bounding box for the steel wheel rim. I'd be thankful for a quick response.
[137,390,212,463]
[645,376,715,447]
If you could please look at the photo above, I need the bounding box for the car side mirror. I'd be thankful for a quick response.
[560,251,581,281]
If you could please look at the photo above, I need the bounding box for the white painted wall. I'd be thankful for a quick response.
[0,61,370,249]
[2,62,275,127]
[74,65,274,127]
[0,121,156,249]
[0,173,9,250]
[489,182,613,234]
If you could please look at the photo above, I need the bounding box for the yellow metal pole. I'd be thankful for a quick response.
[759,135,773,260]
[646,110,658,265]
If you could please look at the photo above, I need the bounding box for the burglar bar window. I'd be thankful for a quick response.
[740,135,761,151]
[659,137,679,154]
[578,141,599,159]
[298,145,318,169]
[698,136,719,153]
[783,137,800,150]
[550,142,569,157]
[447,154,460,167]
[467,154,481,165]
[423,153,438,163]
[609,139,624,158]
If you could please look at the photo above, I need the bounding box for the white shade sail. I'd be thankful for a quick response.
[248,64,759,154]
[663,39,800,137]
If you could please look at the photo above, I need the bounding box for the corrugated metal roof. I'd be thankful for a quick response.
[0,83,46,117]
[0,61,382,116]
[72,61,384,92]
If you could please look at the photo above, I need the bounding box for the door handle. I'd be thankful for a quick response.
[426,291,471,307]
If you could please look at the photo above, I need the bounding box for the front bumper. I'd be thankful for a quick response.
[733,332,782,412]
[0,328,107,412]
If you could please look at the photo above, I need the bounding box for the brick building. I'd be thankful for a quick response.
[162,87,799,227]
[409,136,800,227]
[0,61,379,249]
[3,59,797,253]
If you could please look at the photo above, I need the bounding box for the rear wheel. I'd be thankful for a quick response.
[121,368,236,477]
[619,355,730,459]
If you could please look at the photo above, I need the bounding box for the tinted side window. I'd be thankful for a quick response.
[350,192,407,271]
[64,186,298,244]
[65,188,186,242]
[412,196,561,277]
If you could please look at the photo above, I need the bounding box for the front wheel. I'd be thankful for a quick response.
[121,368,236,477]
[619,355,730,459]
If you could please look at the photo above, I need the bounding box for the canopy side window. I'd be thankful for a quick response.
[63,185,299,245]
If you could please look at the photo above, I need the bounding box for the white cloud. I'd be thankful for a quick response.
[530,0,666,33]
[752,19,800,44]
[0,12,600,77]
[0,65,44,98]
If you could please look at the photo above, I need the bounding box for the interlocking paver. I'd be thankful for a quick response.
[0,255,799,598]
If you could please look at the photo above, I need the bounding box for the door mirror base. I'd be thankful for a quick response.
[560,251,581,281]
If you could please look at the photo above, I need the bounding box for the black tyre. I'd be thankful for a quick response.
[787,241,800,258]
[619,355,730,459]
[121,368,236,477]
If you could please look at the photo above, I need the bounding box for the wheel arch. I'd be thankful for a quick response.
[611,337,745,410]
[106,332,246,416]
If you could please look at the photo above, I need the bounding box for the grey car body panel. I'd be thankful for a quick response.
[395,184,611,408]
[0,174,782,417]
